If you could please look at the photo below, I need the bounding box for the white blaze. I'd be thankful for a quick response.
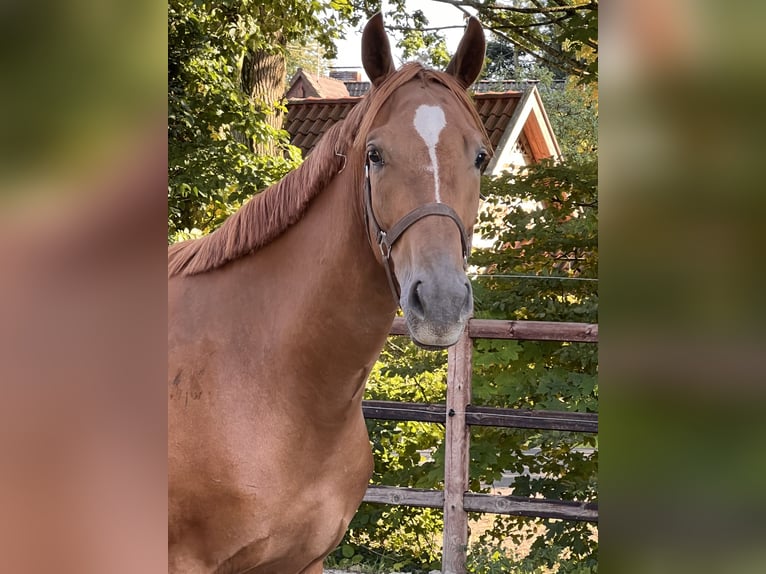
[413,105,446,202]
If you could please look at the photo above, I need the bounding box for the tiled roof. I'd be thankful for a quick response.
[284,97,361,155]
[345,81,371,97]
[285,92,524,157]
[473,92,523,151]
[285,69,349,99]
[313,76,350,99]
[335,79,565,98]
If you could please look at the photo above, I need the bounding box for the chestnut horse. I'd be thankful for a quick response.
[168,14,490,574]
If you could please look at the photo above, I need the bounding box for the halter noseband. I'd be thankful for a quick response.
[363,158,471,305]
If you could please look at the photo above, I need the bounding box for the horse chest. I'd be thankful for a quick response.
[216,460,369,573]
[195,412,371,570]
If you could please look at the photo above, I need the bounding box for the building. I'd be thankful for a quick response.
[284,68,350,100]
[284,83,561,175]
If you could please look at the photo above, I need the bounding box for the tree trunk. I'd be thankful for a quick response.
[242,44,286,155]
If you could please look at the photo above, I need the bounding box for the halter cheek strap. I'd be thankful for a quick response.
[363,160,470,305]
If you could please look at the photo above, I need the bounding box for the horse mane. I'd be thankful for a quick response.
[168,63,491,277]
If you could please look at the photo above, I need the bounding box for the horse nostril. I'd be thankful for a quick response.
[408,281,425,319]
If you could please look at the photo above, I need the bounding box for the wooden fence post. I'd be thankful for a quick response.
[442,326,473,574]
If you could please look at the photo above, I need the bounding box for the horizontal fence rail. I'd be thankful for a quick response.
[389,316,598,342]
[463,493,598,522]
[363,486,598,523]
[362,400,598,433]
[363,317,598,573]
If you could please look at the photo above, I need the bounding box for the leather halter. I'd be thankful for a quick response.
[364,158,471,305]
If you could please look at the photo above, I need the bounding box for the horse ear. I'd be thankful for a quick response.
[362,13,396,87]
[445,17,486,89]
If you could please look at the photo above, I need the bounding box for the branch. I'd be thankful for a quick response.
[548,0,598,10]
[483,12,573,31]
[429,0,593,77]
[391,16,567,34]
[432,0,596,15]
[550,198,598,209]
[491,4,587,15]
[489,25,585,76]
[387,25,469,32]
[443,1,475,21]
[500,15,571,30]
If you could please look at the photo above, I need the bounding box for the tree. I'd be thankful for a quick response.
[483,36,568,82]
[466,155,599,572]
[168,0,287,238]
[286,39,329,79]
[479,33,598,161]
[167,0,356,239]
[385,0,597,82]
[237,1,354,152]
[543,79,598,160]
[484,39,520,80]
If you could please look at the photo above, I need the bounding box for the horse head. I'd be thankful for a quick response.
[359,14,490,349]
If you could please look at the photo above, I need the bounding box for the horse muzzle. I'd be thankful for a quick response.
[401,272,473,349]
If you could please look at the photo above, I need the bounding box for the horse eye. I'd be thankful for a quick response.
[475,151,488,170]
[367,148,383,165]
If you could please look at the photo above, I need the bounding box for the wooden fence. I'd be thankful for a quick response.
[361,316,599,574]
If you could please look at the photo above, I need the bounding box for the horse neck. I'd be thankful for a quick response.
[287,166,396,325]
[250,165,397,408]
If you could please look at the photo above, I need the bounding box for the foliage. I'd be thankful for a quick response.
[467,156,599,571]
[330,156,598,571]
[329,338,448,572]
[378,0,597,82]
[471,518,598,573]
[325,3,598,569]
[484,39,530,81]
[168,1,293,238]
[450,0,597,81]
[168,0,359,240]
[478,37,598,161]
[484,39,565,82]
[241,0,356,59]
[484,39,517,79]
[286,39,329,78]
[467,537,595,574]
[390,8,452,68]
[540,80,598,161]
[474,158,598,306]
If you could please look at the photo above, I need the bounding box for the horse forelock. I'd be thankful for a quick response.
[168,63,490,278]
